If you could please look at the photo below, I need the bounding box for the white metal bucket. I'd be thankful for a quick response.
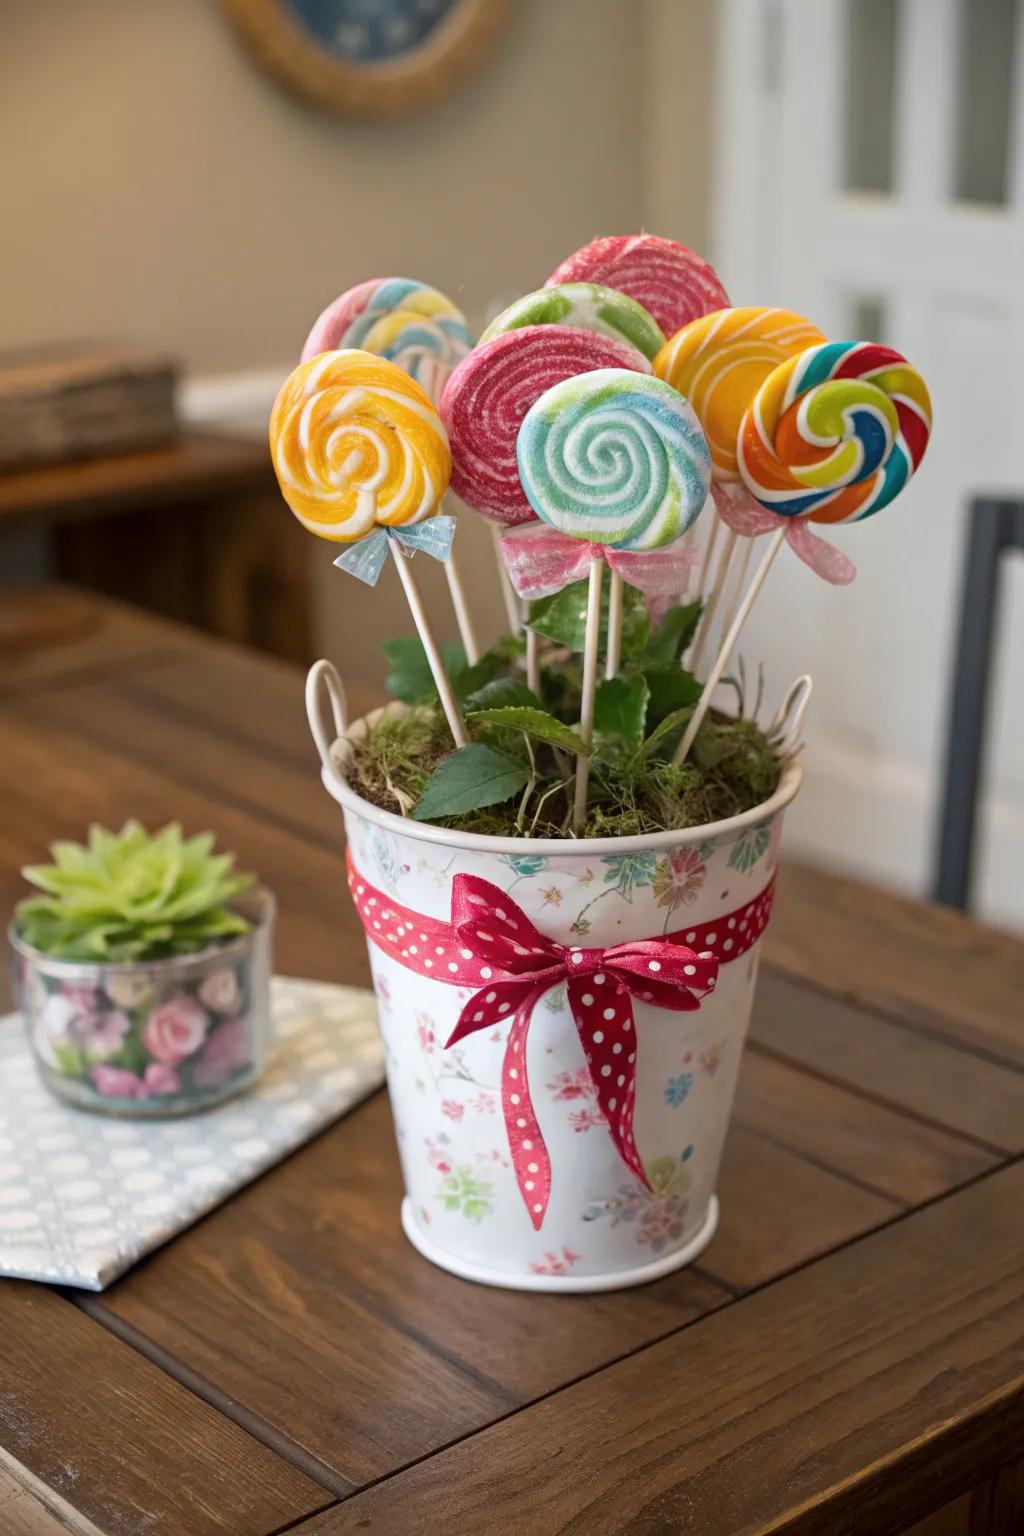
[307,663,803,1293]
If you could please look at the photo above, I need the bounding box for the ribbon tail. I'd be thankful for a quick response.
[392,516,456,565]
[712,482,781,538]
[567,978,650,1192]
[501,985,553,1229]
[332,528,390,586]
[786,521,857,585]
[607,545,700,601]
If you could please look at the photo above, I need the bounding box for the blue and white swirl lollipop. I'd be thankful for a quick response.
[515,369,711,551]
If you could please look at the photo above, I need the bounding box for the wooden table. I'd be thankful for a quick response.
[1,585,1022,1536]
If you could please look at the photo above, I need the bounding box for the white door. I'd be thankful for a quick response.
[711,0,1024,926]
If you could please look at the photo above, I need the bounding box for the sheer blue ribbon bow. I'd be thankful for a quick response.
[332,517,456,587]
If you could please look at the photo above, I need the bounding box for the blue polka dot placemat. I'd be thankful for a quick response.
[0,978,384,1290]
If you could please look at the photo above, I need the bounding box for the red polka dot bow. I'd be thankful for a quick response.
[443,874,720,1227]
[348,854,774,1228]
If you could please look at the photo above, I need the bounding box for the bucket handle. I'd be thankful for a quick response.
[768,674,813,759]
[305,659,349,774]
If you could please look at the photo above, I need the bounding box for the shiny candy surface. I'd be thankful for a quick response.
[546,234,729,339]
[270,350,451,542]
[655,307,826,480]
[440,326,651,526]
[516,368,711,551]
[300,279,473,402]
[737,342,932,522]
[481,283,666,361]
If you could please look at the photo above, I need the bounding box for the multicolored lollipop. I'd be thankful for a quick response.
[737,342,932,522]
[546,235,729,339]
[654,307,826,480]
[481,283,666,362]
[440,326,651,525]
[515,369,711,551]
[270,349,451,542]
[300,279,473,402]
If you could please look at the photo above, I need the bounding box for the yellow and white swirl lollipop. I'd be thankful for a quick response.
[270,349,451,543]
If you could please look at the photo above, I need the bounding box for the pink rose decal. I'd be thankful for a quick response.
[143,1062,181,1096]
[191,1017,250,1088]
[90,1064,147,1099]
[142,993,209,1065]
[198,967,241,1015]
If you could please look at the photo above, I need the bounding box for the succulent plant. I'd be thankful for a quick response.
[15,822,254,963]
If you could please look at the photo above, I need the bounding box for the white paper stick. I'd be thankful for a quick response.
[526,627,542,697]
[696,511,722,606]
[572,556,603,834]
[443,543,480,664]
[719,535,754,643]
[690,528,738,678]
[605,567,625,680]
[392,547,469,748]
[491,523,521,635]
[673,527,786,767]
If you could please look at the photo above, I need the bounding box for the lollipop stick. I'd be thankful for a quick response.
[526,628,542,697]
[392,547,469,748]
[605,567,625,680]
[690,529,738,677]
[572,556,603,834]
[673,528,786,767]
[720,535,754,641]
[491,523,522,635]
[443,544,481,664]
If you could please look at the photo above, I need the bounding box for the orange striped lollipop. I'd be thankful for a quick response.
[270,350,451,543]
[654,307,826,480]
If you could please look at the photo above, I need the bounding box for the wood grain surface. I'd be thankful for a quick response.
[0,586,1021,1536]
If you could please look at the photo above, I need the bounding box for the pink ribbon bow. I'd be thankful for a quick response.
[713,483,857,585]
[348,854,776,1229]
[500,521,700,603]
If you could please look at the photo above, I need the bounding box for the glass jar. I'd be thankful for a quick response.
[9,889,274,1116]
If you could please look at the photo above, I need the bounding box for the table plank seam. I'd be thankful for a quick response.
[729,1118,911,1208]
[123,676,320,775]
[71,1294,356,1500]
[0,648,184,703]
[746,1037,1014,1157]
[762,960,1024,1077]
[263,1505,341,1536]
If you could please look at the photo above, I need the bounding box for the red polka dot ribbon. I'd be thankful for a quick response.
[347,852,774,1229]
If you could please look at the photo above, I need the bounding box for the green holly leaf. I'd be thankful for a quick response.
[593,675,650,760]
[468,706,588,756]
[527,578,648,657]
[464,677,540,711]
[412,744,531,822]
[382,637,467,704]
[642,666,702,730]
[645,600,702,665]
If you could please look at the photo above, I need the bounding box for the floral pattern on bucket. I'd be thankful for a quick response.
[583,1148,695,1253]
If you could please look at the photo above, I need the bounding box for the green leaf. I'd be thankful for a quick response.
[451,652,506,702]
[464,677,540,711]
[382,636,467,704]
[412,744,530,822]
[527,579,648,659]
[593,675,650,759]
[468,706,588,756]
[645,600,703,665]
[52,1041,86,1077]
[635,705,695,761]
[642,666,702,730]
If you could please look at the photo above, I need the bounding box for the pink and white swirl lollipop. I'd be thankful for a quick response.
[547,235,730,338]
[439,325,651,526]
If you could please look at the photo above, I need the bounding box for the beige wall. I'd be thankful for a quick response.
[4,0,713,682]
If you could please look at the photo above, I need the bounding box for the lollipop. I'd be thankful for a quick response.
[674,341,933,769]
[300,278,473,401]
[737,341,932,522]
[270,349,450,541]
[440,326,651,526]
[481,283,666,362]
[547,235,729,338]
[654,307,826,480]
[515,369,710,551]
[271,348,467,746]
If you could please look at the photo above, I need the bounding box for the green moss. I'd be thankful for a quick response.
[345,707,781,840]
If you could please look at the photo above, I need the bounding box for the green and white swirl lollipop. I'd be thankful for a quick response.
[515,368,711,550]
[481,282,667,362]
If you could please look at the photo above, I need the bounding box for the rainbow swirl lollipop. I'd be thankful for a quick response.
[516,369,711,551]
[655,307,826,480]
[547,235,729,338]
[481,283,666,362]
[269,350,451,542]
[737,342,932,523]
[300,279,473,402]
